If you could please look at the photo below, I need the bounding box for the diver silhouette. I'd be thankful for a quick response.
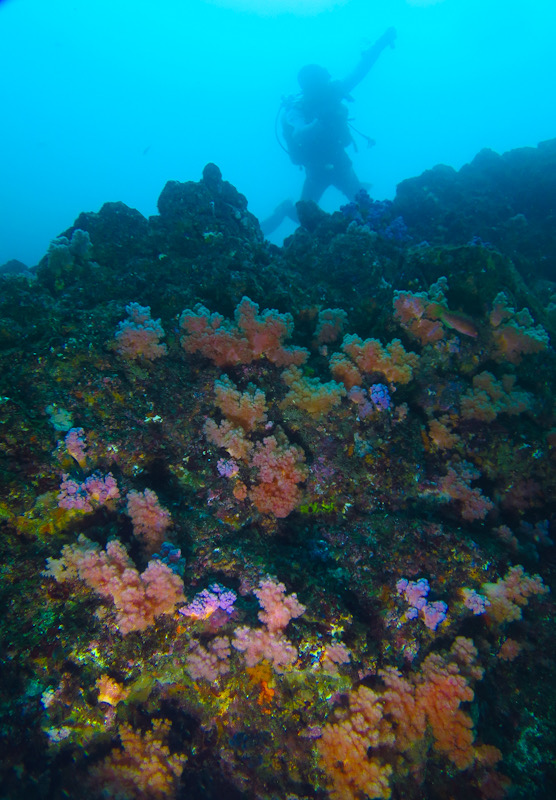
[261,27,397,237]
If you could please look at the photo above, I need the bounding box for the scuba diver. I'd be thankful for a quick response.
[261,26,397,237]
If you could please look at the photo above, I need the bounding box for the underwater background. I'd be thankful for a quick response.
[1,0,555,266]
[1,1,556,799]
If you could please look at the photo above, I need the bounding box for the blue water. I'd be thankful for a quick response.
[0,0,554,266]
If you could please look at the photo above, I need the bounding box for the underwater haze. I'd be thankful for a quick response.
[0,0,555,266]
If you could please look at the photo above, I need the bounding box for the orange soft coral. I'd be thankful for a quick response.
[340,334,419,385]
[90,719,185,799]
[317,638,496,798]
[213,374,268,431]
[281,365,346,415]
[416,654,475,769]
[489,292,549,363]
[317,686,393,800]
[460,371,533,422]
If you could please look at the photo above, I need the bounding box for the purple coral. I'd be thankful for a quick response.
[397,577,448,630]
[64,427,87,467]
[421,600,448,630]
[179,583,237,620]
[397,577,430,609]
[461,588,490,615]
[217,458,239,478]
[369,383,392,412]
[58,472,120,511]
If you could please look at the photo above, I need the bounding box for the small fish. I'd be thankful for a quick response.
[428,304,478,338]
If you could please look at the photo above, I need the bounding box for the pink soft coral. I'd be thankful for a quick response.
[249,436,307,517]
[126,488,171,553]
[254,578,305,632]
[232,627,298,672]
[44,536,184,635]
[232,578,305,673]
[115,302,167,361]
[185,637,231,682]
[180,296,308,368]
[482,565,548,623]
[438,462,494,521]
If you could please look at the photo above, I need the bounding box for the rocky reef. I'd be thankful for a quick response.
[1,147,555,800]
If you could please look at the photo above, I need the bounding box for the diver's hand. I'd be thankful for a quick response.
[379,26,397,50]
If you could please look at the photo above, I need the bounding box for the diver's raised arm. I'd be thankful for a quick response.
[342,27,397,94]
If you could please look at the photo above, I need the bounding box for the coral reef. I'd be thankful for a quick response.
[1,146,555,800]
